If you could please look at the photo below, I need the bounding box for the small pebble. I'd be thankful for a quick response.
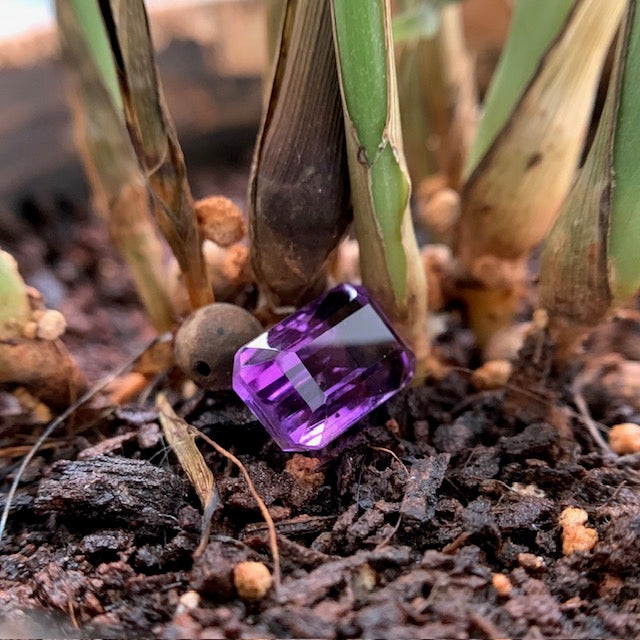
[608,422,640,454]
[417,186,460,236]
[561,596,585,611]
[233,561,272,601]
[559,507,598,555]
[421,244,453,311]
[492,573,512,597]
[559,506,588,528]
[352,563,377,598]
[517,553,545,571]
[195,195,246,247]
[385,418,400,437]
[472,359,512,390]
[483,322,530,362]
[177,590,200,614]
[34,309,66,340]
[599,574,624,597]
[511,482,546,498]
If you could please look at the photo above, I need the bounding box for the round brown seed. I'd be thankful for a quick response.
[174,303,262,390]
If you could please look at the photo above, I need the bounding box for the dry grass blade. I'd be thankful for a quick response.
[156,393,218,552]
[56,0,175,332]
[249,0,350,309]
[454,0,626,342]
[189,426,281,590]
[101,0,212,310]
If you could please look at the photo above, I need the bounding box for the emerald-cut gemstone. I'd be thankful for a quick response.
[232,284,415,451]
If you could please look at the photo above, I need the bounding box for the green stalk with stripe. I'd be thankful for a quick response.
[331,0,429,367]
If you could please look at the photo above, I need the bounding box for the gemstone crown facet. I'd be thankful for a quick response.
[232,283,415,451]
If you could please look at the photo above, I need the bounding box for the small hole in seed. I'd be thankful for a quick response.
[194,360,212,377]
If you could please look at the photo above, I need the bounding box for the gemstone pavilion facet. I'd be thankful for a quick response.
[232,284,415,451]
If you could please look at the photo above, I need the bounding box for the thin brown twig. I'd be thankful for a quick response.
[370,446,409,477]
[442,530,471,554]
[572,383,612,454]
[68,595,79,630]
[194,518,213,558]
[370,446,409,550]
[468,610,507,640]
[0,442,63,458]
[189,426,281,590]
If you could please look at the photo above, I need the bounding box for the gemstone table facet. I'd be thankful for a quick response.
[232,284,415,451]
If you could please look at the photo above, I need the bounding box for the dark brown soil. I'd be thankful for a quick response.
[2,199,640,639]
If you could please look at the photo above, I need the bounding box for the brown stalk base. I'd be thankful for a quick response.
[458,284,522,349]
[0,339,86,410]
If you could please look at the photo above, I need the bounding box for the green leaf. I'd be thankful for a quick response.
[333,0,388,161]
[0,250,30,337]
[465,0,574,178]
[67,0,123,112]
[609,1,640,300]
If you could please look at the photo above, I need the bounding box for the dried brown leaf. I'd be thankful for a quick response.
[249,0,350,309]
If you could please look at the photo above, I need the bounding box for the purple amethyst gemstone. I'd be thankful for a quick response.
[232,283,415,451]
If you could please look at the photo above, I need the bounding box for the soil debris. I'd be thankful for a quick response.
[2,200,640,638]
[400,454,450,527]
[33,456,189,533]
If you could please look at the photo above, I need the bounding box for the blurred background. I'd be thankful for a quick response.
[0,0,269,210]
[0,0,510,208]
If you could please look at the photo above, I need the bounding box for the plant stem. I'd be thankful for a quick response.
[101,0,212,310]
[56,0,176,331]
[454,0,625,344]
[249,0,350,309]
[331,0,429,366]
[540,0,640,337]
[396,0,477,189]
